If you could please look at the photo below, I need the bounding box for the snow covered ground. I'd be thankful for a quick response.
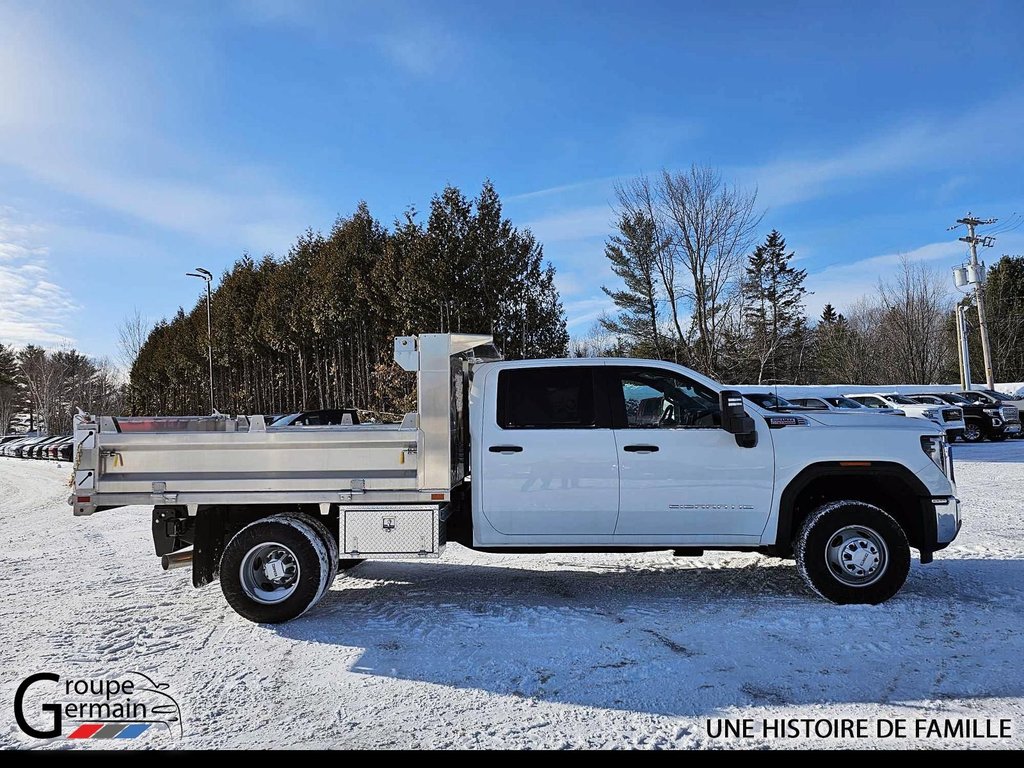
[2,444,1022,750]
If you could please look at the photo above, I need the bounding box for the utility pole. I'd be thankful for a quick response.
[952,214,997,390]
[187,267,215,413]
[954,304,972,391]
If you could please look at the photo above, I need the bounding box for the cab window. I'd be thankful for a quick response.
[611,367,720,429]
[497,367,596,429]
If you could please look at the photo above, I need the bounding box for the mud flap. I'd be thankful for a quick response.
[192,510,225,588]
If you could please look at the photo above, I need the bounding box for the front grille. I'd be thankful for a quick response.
[1001,406,1019,421]
[942,408,962,422]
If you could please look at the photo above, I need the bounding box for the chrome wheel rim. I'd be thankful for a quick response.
[239,542,300,604]
[825,525,888,587]
[964,423,981,441]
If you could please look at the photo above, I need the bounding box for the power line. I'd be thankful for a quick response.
[985,212,1022,236]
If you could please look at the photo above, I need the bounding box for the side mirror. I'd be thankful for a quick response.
[719,390,758,448]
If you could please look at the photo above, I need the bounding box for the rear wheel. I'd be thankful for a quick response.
[962,421,984,443]
[796,501,910,605]
[220,513,338,623]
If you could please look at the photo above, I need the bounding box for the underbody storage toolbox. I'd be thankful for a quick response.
[341,505,443,558]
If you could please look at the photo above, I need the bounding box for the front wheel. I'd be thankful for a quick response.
[795,501,910,605]
[220,513,338,623]
[961,421,984,443]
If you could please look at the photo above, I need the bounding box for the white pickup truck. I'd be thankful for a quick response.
[72,334,961,623]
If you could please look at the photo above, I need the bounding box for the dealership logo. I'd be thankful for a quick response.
[14,672,183,740]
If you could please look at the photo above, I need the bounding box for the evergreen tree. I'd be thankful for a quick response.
[0,343,21,433]
[400,180,567,359]
[600,209,664,357]
[128,181,568,416]
[964,256,1024,381]
[740,230,808,383]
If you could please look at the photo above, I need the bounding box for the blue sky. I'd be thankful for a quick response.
[2,0,1023,361]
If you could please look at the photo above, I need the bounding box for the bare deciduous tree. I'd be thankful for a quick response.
[17,346,124,434]
[875,256,955,384]
[609,166,761,375]
[827,258,956,385]
[661,165,761,377]
[118,308,150,373]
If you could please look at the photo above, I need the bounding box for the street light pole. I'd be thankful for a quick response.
[187,267,215,413]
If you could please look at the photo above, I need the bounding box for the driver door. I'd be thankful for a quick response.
[607,366,775,539]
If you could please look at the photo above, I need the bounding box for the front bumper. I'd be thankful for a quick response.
[933,496,961,545]
[919,495,961,562]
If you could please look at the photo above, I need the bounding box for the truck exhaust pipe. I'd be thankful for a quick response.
[161,551,193,571]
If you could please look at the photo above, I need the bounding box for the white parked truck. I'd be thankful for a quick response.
[845,392,965,441]
[72,334,961,623]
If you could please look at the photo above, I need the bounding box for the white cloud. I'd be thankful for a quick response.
[374,22,458,77]
[0,209,77,347]
[524,206,614,244]
[234,0,458,77]
[804,240,969,318]
[507,175,624,203]
[563,297,616,331]
[0,5,314,255]
[740,90,1024,209]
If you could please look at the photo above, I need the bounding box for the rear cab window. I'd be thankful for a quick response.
[497,367,598,429]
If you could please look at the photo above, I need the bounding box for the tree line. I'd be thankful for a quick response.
[0,344,122,435]
[592,165,1024,386]
[5,171,1023,436]
[126,181,567,417]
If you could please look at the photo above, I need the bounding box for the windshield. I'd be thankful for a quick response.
[886,395,918,405]
[272,413,301,426]
[912,395,943,405]
[941,393,971,405]
[825,397,863,409]
[987,391,1014,401]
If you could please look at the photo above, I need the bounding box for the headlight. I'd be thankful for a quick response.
[983,408,1000,416]
[921,435,948,474]
[923,409,939,419]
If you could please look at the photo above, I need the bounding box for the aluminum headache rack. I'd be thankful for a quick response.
[71,334,500,519]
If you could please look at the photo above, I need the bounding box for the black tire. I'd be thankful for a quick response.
[961,420,985,443]
[795,501,910,605]
[220,513,338,624]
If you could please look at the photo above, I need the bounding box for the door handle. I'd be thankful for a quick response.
[489,445,523,454]
[623,444,659,453]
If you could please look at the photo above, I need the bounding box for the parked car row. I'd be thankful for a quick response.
[0,433,74,460]
[742,388,1022,443]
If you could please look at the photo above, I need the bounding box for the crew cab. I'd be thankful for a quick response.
[846,393,964,441]
[911,393,1020,443]
[71,334,961,623]
[957,391,1024,439]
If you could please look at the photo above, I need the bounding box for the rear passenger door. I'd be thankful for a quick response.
[478,365,619,536]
